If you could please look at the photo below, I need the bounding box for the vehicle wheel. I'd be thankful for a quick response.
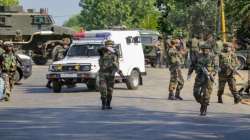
[52,81,62,93]
[237,56,246,70]
[33,56,48,65]
[126,70,140,90]
[150,62,156,68]
[87,79,99,91]
[14,69,22,83]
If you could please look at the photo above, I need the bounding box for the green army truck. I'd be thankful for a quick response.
[139,30,160,67]
[0,6,73,65]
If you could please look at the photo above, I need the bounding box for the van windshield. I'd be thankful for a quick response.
[67,44,103,57]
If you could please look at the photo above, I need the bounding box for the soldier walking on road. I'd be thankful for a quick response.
[167,40,184,100]
[0,42,17,101]
[187,43,218,116]
[98,40,119,110]
[217,42,241,104]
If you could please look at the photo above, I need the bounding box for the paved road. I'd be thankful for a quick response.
[0,66,250,140]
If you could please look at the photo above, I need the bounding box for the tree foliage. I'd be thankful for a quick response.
[65,0,159,30]
[0,0,19,6]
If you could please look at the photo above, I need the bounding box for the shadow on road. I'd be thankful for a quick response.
[0,106,249,140]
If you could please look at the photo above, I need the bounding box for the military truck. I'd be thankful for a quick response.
[139,30,160,67]
[0,6,73,65]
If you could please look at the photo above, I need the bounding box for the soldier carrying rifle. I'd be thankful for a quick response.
[187,43,219,116]
[217,42,242,104]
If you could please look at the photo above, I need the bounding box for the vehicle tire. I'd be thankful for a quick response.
[150,62,156,68]
[126,70,140,90]
[87,79,99,91]
[52,81,62,93]
[237,56,246,70]
[33,56,48,65]
[14,69,22,83]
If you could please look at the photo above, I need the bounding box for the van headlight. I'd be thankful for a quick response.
[49,64,63,72]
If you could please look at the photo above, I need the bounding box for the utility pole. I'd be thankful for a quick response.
[220,0,227,42]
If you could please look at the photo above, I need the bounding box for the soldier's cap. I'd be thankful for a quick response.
[104,40,114,46]
[3,41,14,47]
[200,43,211,49]
[223,42,232,48]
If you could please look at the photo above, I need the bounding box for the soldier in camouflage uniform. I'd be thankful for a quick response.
[0,42,17,101]
[52,38,70,62]
[189,35,200,63]
[47,38,70,88]
[167,40,184,100]
[188,43,218,116]
[217,42,241,104]
[98,40,119,110]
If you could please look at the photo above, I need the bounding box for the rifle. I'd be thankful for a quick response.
[201,67,215,82]
[229,66,244,80]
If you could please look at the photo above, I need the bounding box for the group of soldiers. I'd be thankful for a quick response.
[0,41,18,102]
[166,34,242,116]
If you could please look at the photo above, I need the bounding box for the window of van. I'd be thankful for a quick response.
[67,44,103,57]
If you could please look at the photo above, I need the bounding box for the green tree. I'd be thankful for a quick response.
[65,0,159,30]
[225,0,250,42]
[0,0,19,6]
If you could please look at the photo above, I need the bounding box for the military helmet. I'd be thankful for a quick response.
[223,42,232,48]
[104,40,114,46]
[3,41,13,47]
[199,43,211,49]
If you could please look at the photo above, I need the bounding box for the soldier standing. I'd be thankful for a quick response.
[189,35,200,63]
[98,40,119,110]
[47,38,70,88]
[188,43,218,116]
[52,38,70,62]
[167,40,184,100]
[217,42,241,104]
[214,36,223,55]
[0,42,17,101]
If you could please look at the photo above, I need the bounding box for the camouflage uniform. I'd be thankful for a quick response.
[0,42,17,101]
[167,41,184,100]
[188,43,218,116]
[214,39,223,55]
[52,45,68,61]
[190,37,200,62]
[98,40,119,110]
[217,43,241,104]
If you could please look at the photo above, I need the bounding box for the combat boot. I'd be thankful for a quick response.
[200,104,208,116]
[168,92,175,100]
[175,91,183,100]
[233,94,241,104]
[101,97,107,110]
[106,95,112,110]
[218,95,223,104]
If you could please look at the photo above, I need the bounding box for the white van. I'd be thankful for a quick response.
[47,30,146,93]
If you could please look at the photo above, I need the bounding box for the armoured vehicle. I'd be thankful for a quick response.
[0,6,73,65]
[139,30,161,67]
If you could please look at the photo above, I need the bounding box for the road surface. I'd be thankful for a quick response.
[0,66,249,140]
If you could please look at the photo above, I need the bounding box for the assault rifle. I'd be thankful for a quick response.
[201,67,215,82]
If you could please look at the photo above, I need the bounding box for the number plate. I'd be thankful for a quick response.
[60,73,77,78]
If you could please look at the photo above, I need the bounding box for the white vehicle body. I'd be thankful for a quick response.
[47,30,146,92]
